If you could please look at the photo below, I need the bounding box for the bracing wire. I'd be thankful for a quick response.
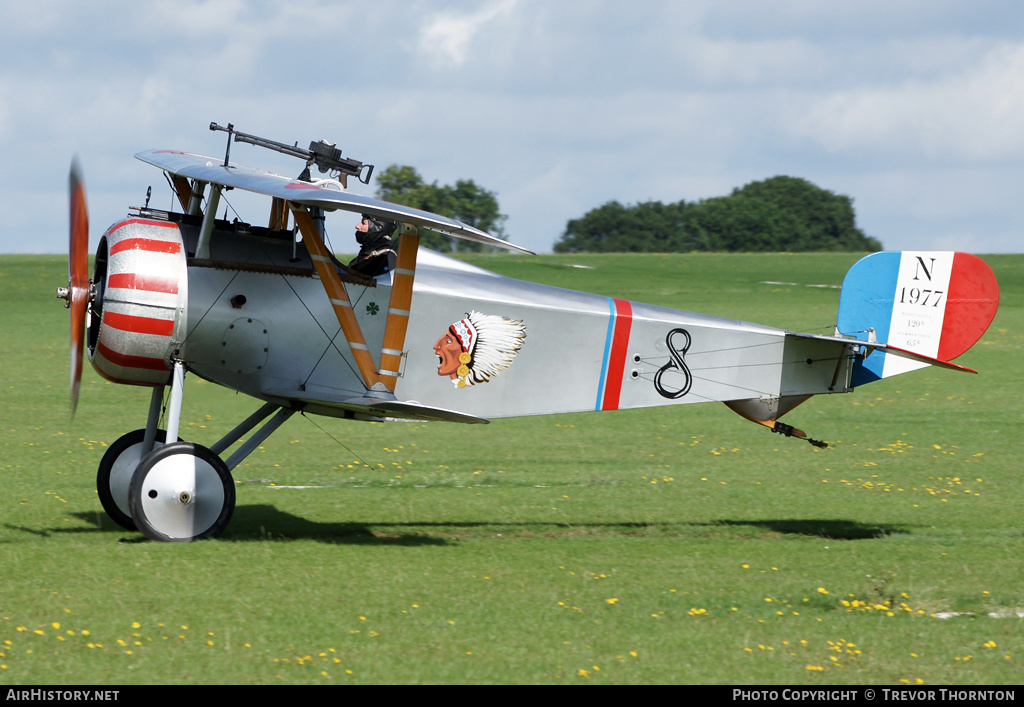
[300,411,373,470]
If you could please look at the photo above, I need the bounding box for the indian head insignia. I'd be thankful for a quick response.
[434,311,526,388]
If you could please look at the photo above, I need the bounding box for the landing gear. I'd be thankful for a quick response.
[97,361,297,541]
[96,428,175,530]
[96,386,177,530]
[128,442,235,542]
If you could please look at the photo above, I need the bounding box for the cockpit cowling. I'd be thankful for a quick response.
[88,218,188,386]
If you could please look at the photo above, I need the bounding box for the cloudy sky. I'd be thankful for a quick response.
[3,0,1022,255]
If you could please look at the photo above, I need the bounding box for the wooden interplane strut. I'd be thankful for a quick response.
[171,176,193,213]
[268,198,289,231]
[378,224,420,392]
[290,204,420,394]
[291,205,381,390]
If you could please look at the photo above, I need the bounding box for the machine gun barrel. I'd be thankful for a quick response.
[210,122,373,185]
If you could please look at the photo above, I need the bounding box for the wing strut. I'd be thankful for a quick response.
[378,223,420,392]
[291,204,385,391]
[170,175,193,212]
[269,198,289,231]
[292,203,423,394]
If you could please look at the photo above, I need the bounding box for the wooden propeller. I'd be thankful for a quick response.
[66,158,89,418]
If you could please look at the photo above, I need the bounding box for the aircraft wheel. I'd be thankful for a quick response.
[97,428,178,530]
[128,442,235,542]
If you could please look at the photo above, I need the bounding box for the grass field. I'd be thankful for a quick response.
[1,251,1021,684]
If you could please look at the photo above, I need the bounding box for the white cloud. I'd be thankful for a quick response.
[418,0,518,66]
[2,1,1023,255]
[795,42,1024,163]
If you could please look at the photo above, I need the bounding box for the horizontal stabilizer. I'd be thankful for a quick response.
[876,343,977,374]
[785,332,977,374]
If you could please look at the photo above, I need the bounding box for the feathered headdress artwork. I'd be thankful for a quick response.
[447,311,526,388]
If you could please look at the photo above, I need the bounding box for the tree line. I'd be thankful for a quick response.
[374,166,881,253]
[374,164,506,252]
[554,176,881,253]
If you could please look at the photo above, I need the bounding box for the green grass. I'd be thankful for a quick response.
[1,252,1022,684]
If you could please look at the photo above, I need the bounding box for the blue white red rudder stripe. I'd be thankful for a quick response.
[836,251,999,386]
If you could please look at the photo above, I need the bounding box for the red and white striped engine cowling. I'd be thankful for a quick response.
[88,218,188,386]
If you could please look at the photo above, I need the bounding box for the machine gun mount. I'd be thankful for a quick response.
[210,122,374,186]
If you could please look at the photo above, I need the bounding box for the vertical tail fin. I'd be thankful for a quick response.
[837,251,999,386]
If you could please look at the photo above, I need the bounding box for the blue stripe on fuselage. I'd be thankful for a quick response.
[595,297,616,410]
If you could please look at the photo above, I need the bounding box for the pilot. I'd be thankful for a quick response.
[348,214,397,277]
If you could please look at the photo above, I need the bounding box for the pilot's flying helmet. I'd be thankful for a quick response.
[360,213,397,239]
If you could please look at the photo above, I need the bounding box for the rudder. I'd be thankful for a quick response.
[836,251,999,385]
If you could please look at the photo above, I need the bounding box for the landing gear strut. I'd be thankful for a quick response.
[95,361,296,541]
[97,428,175,530]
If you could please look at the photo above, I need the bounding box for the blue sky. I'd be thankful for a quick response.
[3,0,1022,255]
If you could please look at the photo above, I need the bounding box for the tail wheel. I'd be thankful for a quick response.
[96,429,178,530]
[128,443,235,542]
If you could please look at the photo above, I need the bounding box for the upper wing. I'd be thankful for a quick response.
[136,150,533,254]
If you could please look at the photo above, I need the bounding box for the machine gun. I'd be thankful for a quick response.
[210,122,374,186]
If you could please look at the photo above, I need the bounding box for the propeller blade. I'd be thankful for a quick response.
[68,158,89,418]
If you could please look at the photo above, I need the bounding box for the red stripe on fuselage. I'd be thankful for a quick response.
[102,311,174,337]
[601,299,633,411]
[107,272,179,294]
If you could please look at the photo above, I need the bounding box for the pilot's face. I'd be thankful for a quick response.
[356,217,370,233]
[433,331,462,378]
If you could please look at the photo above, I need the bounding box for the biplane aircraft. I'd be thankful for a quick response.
[57,122,1000,542]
